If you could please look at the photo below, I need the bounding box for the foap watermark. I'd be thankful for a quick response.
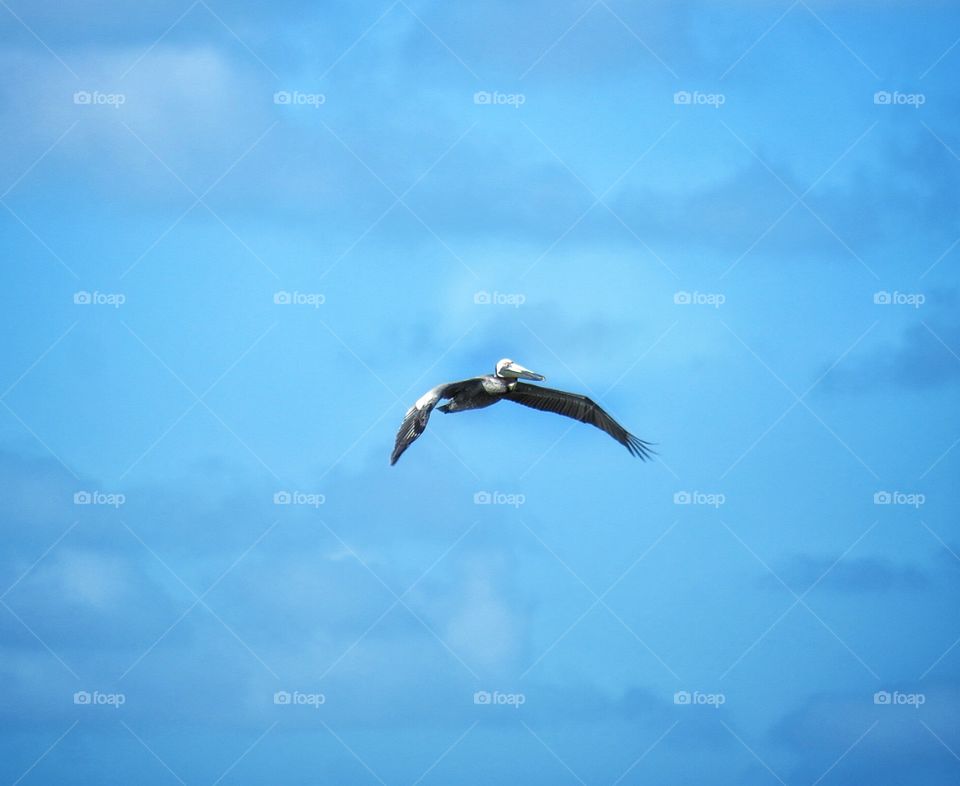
[73,90,126,108]
[274,90,326,108]
[473,290,525,308]
[873,290,924,308]
[674,490,725,508]
[874,690,925,708]
[74,690,125,708]
[473,91,525,109]
[874,491,925,508]
[873,91,925,109]
[274,690,325,708]
[74,290,125,308]
[674,90,725,108]
[274,290,325,308]
[74,490,126,508]
[473,490,526,508]
[274,490,325,508]
[673,290,725,308]
[674,690,725,708]
[473,690,525,708]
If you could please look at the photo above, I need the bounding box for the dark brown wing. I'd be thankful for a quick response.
[503,382,654,459]
[390,380,471,465]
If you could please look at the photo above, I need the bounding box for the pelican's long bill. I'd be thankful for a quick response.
[500,360,544,381]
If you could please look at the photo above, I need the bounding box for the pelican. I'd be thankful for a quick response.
[391,358,654,465]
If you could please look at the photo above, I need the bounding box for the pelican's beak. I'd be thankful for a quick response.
[508,362,545,381]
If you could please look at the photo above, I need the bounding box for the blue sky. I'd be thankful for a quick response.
[1,0,959,783]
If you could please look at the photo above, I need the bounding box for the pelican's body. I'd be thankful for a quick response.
[390,359,654,465]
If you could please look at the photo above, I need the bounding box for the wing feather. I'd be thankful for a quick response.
[504,382,654,459]
[390,380,468,465]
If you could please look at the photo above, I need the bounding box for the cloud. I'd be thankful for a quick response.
[0,449,657,732]
[770,683,960,785]
[5,12,956,271]
[375,0,703,82]
[0,0,317,49]
[0,45,275,197]
[822,294,960,392]
[0,447,747,753]
[759,554,930,593]
[0,451,78,546]
[611,123,960,263]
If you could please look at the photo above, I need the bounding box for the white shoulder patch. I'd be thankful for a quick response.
[415,390,436,410]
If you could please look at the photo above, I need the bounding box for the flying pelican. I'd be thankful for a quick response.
[391,358,654,465]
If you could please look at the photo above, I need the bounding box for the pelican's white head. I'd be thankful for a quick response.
[495,358,545,381]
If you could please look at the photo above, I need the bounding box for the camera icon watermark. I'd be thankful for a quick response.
[73,290,126,308]
[873,91,924,108]
[273,290,325,307]
[473,290,526,307]
[873,490,925,508]
[74,690,126,708]
[74,490,126,508]
[673,690,725,708]
[274,690,325,708]
[872,290,924,308]
[673,490,725,508]
[473,690,525,707]
[673,90,725,108]
[273,490,325,508]
[673,290,725,308]
[874,690,925,708]
[473,91,526,109]
[73,90,126,108]
[273,90,326,108]
[473,490,525,507]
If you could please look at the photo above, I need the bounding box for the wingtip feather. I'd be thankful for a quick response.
[626,433,657,460]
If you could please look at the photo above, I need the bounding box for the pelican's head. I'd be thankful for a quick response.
[495,358,545,381]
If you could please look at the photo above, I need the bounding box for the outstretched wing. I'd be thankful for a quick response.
[390,381,468,465]
[503,382,654,459]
